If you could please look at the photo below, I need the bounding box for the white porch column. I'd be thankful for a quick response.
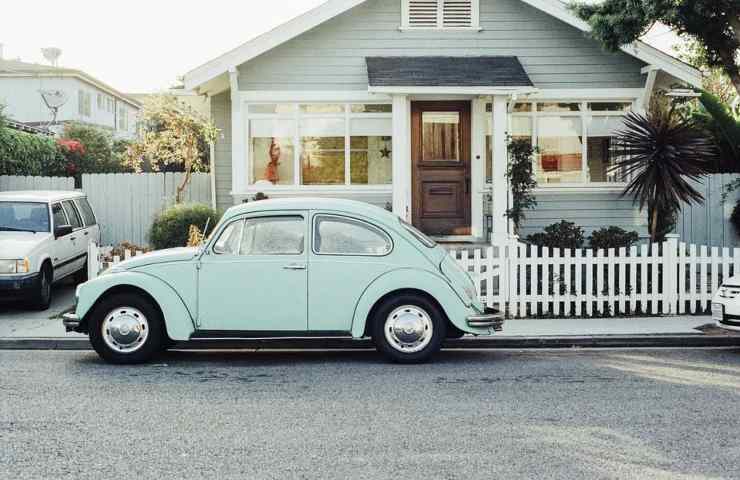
[392,94,412,221]
[229,68,247,200]
[490,94,509,244]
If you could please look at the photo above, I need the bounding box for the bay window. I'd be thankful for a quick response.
[247,103,393,186]
[486,100,633,186]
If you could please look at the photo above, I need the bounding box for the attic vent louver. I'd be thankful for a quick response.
[403,0,479,29]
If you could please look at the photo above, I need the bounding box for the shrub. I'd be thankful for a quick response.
[526,221,585,250]
[61,123,132,174]
[149,203,221,250]
[589,226,640,251]
[731,200,740,234]
[0,127,66,176]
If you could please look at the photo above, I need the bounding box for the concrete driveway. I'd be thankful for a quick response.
[0,279,81,338]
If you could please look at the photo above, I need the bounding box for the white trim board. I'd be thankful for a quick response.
[184,0,701,93]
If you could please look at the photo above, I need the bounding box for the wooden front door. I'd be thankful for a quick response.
[411,101,471,236]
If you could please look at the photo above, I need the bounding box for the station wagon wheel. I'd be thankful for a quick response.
[372,294,446,364]
[88,293,164,365]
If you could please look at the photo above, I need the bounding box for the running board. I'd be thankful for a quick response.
[190,330,352,341]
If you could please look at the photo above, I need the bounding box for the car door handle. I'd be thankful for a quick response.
[84,231,89,236]
[70,237,76,241]
[283,264,307,271]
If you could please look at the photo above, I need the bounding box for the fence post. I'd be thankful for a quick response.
[507,235,519,316]
[87,242,98,280]
[664,234,679,315]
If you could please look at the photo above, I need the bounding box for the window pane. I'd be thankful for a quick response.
[589,102,632,112]
[538,103,582,113]
[314,216,392,255]
[300,118,346,185]
[300,104,345,114]
[486,116,532,183]
[76,198,96,226]
[241,217,305,255]
[350,117,392,185]
[250,119,296,185]
[0,202,50,233]
[213,220,244,255]
[588,137,628,183]
[487,103,531,113]
[249,104,295,114]
[422,112,460,162]
[537,116,584,184]
[52,203,68,227]
[350,104,392,113]
[62,201,82,229]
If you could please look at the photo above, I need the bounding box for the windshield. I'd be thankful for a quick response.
[0,202,50,233]
[400,218,437,248]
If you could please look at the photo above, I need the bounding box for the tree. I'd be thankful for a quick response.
[677,39,739,108]
[126,95,218,203]
[613,105,716,242]
[572,0,740,97]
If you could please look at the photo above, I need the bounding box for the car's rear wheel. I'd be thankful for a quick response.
[30,264,52,311]
[372,294,446,364]
[89,293,163,364]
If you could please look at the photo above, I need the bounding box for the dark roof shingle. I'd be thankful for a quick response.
[366,56,533,87]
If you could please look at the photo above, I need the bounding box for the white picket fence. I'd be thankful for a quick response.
[0,175,74,191]
[451,235,737,318]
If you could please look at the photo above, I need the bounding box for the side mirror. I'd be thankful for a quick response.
[55,225,73,238]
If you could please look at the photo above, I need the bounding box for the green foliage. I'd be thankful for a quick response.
[731,200,740,234]
[691,91,740,173]
[505,137,537,233]
[572,0,740,96]
[0,127,66,176]
[149,203,221,250]
[526,221,585,250]
[589,226,640,251]
[61,123,132,174]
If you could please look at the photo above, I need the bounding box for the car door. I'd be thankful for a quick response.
[197,213,309,334]
[308,213,395,332]
[61,200,87,274]
[50,202,75,280]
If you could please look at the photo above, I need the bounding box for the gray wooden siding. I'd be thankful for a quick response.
[676,174,740,248]
[211,91,233,211]
[519,191,648,240]
[239,0,646,91]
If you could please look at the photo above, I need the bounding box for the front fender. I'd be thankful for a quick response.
[350,268,477,338]
[75,271,196,341]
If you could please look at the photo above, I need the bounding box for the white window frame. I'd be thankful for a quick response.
[485,99,637,190]
[401,0,481,31]
[245,103,393,187]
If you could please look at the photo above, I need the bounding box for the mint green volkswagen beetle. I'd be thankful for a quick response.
[63,198,502,364]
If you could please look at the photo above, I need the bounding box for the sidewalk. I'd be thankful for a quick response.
[2,283,738,349]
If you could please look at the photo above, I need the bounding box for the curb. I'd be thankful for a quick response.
[1,334,739,351]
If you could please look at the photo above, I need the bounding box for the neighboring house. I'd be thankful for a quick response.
[184,0,701,242]
[0,57,140,139]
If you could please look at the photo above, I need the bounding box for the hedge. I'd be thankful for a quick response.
[0,127,66,176]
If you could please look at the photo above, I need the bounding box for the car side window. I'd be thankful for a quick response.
[240,216,305,256]
[213,220,244,255]
[75,198,97,227]
[62,201,83,229]
[313,215,392,256]
[51,203,68,228]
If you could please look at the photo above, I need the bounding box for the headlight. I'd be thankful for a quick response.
[0,258,30,274]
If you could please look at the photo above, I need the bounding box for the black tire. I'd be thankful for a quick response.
[372,293,447,364]
[88,293,164,365]
[30,264,53,311]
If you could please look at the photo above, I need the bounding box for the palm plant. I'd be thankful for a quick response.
[612,107,716,242]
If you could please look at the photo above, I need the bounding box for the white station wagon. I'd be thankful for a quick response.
[0,191,100,310]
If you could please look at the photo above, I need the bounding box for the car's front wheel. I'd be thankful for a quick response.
[30,264,52,311]
[88,293,163,364]
[372,294,446,364]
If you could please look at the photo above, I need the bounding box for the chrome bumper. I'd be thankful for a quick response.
[466,308,504,331]
[63,312,82,332]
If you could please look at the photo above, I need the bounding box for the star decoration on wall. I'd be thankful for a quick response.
[380,146,392,158]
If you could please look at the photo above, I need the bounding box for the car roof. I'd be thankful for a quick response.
[226,197,399,223]
[0,190,85,203]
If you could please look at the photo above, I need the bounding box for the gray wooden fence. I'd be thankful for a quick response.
[81,173,212,247]
[0,175,74,191]
[675,174,740,249]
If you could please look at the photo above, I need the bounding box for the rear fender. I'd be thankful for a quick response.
[76,272,196,341]
[350,268,474,338]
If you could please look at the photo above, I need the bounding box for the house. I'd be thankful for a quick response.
[183,0,701,243]
[0,57,140,139]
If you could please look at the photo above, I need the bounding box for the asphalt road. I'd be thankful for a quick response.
[1,348,739,480]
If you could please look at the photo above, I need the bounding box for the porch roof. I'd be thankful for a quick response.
[365,56,534,89]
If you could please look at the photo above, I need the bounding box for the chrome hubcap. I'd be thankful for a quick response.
[102,307,149,354]
[384,305,433,354]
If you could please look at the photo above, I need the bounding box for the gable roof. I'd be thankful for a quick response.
[184,0,701,93]
[367,56,534,88]
[0,58,141,109]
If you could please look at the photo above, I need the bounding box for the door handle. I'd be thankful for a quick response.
[84,232,89,236]
[283,264,307,271]
[70,237,77,241]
